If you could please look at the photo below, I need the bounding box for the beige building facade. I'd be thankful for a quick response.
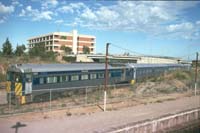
[28,30,95,54]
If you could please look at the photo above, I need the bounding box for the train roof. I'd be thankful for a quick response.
[7,63,125,73]
[127,63,190,68]
[7,63,190,73]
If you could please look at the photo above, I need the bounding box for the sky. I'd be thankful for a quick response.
[0,0,200,60]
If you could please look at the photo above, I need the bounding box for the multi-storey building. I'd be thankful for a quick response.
[28,30,95,54]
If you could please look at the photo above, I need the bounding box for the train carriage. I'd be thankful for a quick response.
[127,63,191,81]
[6,63,132,104]
[6,63,191,104]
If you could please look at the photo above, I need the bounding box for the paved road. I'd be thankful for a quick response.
[0,96,199,133]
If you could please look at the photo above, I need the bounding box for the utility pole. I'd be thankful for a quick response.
[195,52,198,96]
[104,43,110,111]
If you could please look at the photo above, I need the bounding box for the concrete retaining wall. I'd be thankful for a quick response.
[108,108,200,133]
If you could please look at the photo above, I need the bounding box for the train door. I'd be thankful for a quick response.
[25,73,32,95]
[133,68,136,80]
[121,68,126,81]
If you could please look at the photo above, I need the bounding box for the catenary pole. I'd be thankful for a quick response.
[195,52,198,96]
[104,43,110,111]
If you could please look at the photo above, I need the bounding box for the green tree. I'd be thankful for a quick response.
[29,42,45,57]
[83,46,90,54]
[29,42,56,61]
[2,38,13,56]
[60,45,65,51]
[60,46,72,54]
[15,44,26,56]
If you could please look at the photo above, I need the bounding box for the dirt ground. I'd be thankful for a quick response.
[0,70,198,122]
[0,89,7,104]
[0,90,195,122]
[0,96,199,133]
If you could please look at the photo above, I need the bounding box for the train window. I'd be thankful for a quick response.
[47,76,57,83]
[98,73,104,79]
[14,73,22,82]
[26,74,32,82]
[112,71,121,77]
[90,74,97,79]
[81,74,88,80]
[6,72,11,81]
[61,75,69,82]
[39,78,44,84]
[109,73,111,78]
[54,77,57,83]
[60,76,63,82]
[65,76,69,81]
[71,75,79,81]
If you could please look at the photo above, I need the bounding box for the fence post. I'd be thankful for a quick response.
[85,87,87,105]
[9,92,11,114]
[50,89,52,112]
[104,90,107,111]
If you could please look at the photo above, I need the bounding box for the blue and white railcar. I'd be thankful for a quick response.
[6,63,132,104]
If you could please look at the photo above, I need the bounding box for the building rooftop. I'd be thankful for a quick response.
[27,30,95,41]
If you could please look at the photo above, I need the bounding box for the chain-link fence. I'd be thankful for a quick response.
[0,69,199,116]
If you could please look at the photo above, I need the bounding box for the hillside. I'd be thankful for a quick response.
[0,56,60,82]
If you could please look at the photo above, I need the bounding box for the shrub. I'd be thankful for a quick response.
[0,73,6,82]
[173,71,189,80]
[62,56,76,62]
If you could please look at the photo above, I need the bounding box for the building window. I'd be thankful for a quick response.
[91,43,94,46]
[71,75,79,81]
[61,36,67,40]
[54,35,59,38]
[81,74,88,80]
[90,74,97,79]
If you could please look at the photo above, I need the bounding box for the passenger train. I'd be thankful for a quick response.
[6,63,190,104]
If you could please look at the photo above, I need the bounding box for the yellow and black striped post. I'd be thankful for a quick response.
[15,82,22,96]
[14,82,26,104]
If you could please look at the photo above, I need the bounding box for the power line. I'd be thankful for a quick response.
[110,43,145,56]
[178,52,197,59]
[110,43,198,60]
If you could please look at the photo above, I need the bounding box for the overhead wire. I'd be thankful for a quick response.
[109,43,198,60]
[110,43,146,56]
